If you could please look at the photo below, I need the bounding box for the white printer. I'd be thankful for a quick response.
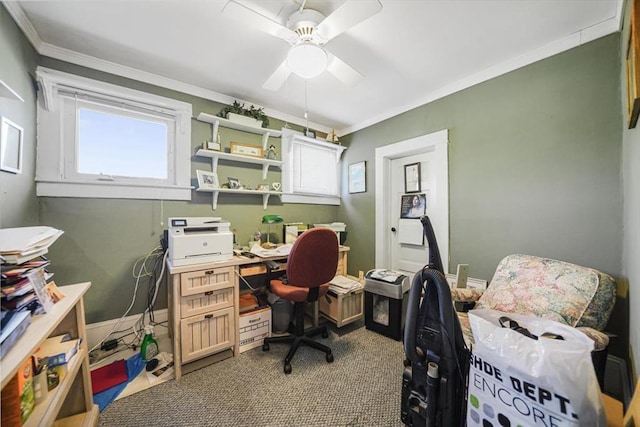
[168,217,233,266]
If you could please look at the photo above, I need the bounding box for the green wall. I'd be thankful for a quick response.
[340,34,622,282]
[0,5,38,227]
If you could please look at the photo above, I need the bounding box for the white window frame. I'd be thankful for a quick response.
[281,128,345,205]
[35,67,192,200]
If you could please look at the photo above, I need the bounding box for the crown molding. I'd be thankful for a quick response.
[2,0,43,51]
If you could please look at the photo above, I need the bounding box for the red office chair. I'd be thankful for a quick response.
[262,228,338,374]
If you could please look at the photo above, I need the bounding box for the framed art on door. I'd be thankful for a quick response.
[404,162,421,193]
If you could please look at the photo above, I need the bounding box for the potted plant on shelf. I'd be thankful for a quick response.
[217,100,270,128]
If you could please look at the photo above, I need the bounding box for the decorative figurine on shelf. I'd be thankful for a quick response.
[265,144,278,160]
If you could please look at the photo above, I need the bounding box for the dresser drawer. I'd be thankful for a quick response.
[180,266,233,297]
[180,285,234,318]
[180,307,235,363]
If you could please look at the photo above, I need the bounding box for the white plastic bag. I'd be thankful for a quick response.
[467,309,605,427]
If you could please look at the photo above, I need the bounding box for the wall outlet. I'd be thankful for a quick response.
[358,270,364,281]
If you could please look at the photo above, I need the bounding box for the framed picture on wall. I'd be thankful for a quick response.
[1,116,23,174]
[348,161,366,193]
[404,162,421,193]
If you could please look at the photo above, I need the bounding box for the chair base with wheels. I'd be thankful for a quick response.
[263,298,334,374]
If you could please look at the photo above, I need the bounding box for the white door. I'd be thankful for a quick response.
[375,130,449,278]
[390,152,435,275]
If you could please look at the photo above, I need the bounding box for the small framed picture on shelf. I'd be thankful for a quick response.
[228,177,240,189]
[304,128,316,138]
[196,170,219,189]
[203,140,220,151]
[230,141,263,158]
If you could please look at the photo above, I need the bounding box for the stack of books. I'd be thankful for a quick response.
[1,226,65,358]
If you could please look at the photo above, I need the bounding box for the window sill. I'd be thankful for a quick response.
[36,180,192,200]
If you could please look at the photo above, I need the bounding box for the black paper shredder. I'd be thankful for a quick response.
[364,269,410,341]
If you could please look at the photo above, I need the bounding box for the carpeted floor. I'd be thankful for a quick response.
[98,323,406,426]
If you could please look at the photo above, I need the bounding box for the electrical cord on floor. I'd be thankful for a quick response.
[89,246,166,354]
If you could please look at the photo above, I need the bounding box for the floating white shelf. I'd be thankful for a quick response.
[197,112,281,150]
[196,187,282,210]
[195,149,282,180]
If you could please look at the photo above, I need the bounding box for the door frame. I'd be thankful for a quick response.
[374,129,449,271]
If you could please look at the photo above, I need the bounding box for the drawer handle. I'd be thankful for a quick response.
[204,291,213,296]
[205,270,215,275]
[204,314,213,319]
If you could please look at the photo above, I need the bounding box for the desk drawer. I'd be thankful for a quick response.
[180,285,234,318]
[181,307,235,363]
[180,267,233,297]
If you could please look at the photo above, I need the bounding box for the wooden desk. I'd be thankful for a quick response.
[167,246,349,379]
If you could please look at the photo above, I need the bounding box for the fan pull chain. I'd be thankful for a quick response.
[304,79,309,131]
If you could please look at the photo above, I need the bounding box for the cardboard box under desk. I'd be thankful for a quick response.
[239,306,271,353]
[319,286,364,328]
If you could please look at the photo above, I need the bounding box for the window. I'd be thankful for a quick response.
[35,67,192,200]
[281,129,345,205]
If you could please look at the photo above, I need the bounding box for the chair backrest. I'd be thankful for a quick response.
[476,254,616,330]
[285,228,338,288]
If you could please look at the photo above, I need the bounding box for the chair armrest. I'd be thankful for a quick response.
[263,259,279,271]
[576,327,610,351]
[450,288,485,302]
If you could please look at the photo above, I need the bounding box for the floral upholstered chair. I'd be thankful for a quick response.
[453,254,617,385]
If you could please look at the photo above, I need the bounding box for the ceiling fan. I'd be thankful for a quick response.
[223,0,383,90]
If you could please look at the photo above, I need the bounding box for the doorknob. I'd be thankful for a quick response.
[391,227,397,232]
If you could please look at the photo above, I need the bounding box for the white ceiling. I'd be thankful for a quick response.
[4,0,623,136]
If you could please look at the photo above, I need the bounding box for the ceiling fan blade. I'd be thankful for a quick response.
[316,0,383,42]
[223,0,299,44]
[327,54,364,87]
[263,59,292,91]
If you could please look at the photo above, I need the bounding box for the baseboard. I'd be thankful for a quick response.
[86,309,168,350]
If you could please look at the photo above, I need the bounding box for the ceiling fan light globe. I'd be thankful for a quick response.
[287,44,328,79]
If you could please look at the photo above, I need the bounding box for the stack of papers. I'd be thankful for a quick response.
[249,243,292,258]
[329,275,362,294]
[0,226,64,264]
[368,269,404,283]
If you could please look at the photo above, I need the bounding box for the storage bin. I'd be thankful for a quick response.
[239,306,271,353]
[319,288,364,328]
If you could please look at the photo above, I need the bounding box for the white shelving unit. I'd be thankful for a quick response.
[1,282,98,427]
[195,186,282,210]
[195,113,284,210]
